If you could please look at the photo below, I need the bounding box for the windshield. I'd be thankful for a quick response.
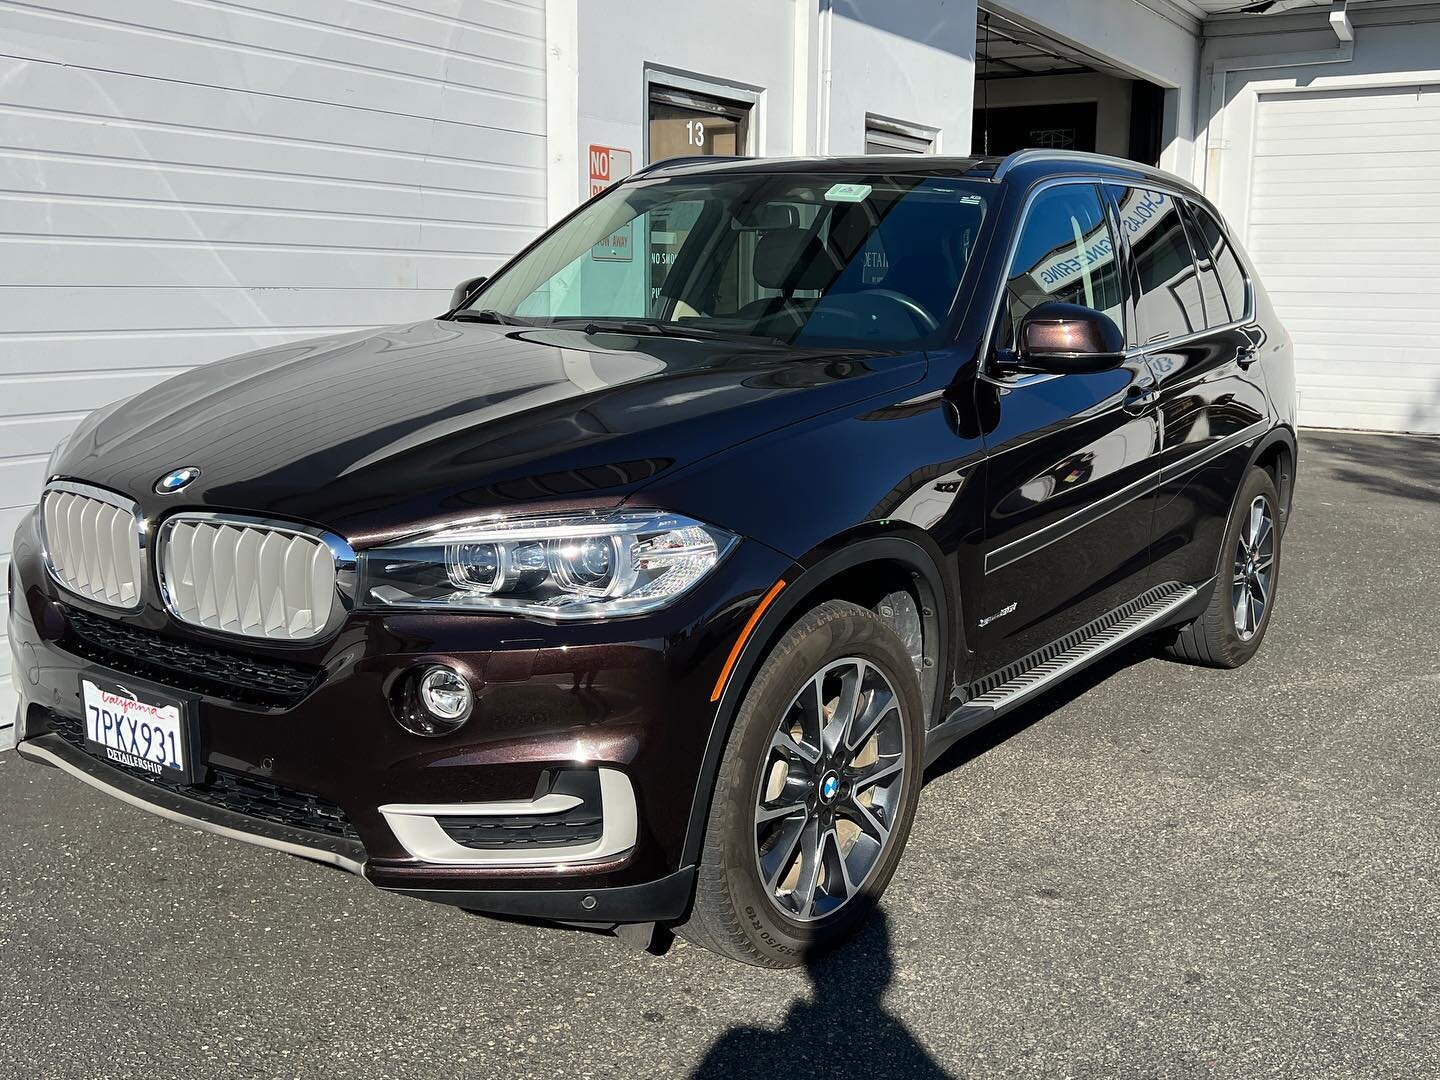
[464,171,993,348]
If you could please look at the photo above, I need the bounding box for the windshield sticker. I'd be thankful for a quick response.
[825,183,872,203]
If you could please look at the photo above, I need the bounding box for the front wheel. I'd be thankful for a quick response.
[679,600,925,968]
[1164,465,1282,668]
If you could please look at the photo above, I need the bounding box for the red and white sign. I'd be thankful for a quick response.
[589,144,633,196]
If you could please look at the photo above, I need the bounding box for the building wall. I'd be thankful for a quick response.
[974,72,1136,157]
[554,0,977,214]
[1198,2,1440,223]
[822,0,978,155]
[0,0,550,747]
[1196,2,1440,434]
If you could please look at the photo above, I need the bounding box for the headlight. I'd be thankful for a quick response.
[358,510,737,620]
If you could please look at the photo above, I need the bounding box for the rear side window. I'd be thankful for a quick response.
[1187,203,1249,323]
[1116,188,1205,344]
[1179,203,1230,328]
[1001,183,1124,348]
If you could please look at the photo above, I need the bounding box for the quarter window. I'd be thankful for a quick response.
[1117,188,1205,344]
[1000,184,1124,349]
[1179,203,1230,328]
[1187,203,1249,323]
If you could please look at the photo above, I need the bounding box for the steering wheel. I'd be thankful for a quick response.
[855,289,940,333]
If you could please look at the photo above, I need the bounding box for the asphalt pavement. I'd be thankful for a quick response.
[1,430,1436,1079]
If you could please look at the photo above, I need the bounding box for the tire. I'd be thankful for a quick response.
[678,600,925,968]
[1164,465,1282,669]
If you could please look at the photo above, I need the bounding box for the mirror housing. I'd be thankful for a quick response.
[450,275,488,311]
[1004,301,1126,375]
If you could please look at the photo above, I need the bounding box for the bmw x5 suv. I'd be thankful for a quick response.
[13,150,1295,967]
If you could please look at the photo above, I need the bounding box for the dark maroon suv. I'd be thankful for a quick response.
[12,150,1296,966]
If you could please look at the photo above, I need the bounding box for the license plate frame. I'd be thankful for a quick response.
[80,674,197,786]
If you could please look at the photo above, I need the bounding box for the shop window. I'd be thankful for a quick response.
[648,85,751,161]
[864,116,937,155]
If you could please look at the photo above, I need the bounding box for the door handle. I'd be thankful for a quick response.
[1123,387,1159,415]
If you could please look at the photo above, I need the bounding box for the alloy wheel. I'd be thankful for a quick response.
[753,658,908,922]
[1232,494,1275,641]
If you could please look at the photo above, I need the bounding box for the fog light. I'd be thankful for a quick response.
[420,666,471,720]
[394,665,473,736]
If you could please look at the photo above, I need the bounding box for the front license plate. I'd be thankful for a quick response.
[82,678,191,784]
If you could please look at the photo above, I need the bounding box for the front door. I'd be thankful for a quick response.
[973,181,1161,671]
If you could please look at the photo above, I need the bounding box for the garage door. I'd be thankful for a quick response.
[0,0,547,740]
[1249,84,1440,435]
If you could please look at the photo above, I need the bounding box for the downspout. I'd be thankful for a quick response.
[817,0,834,154]
[1200,0,1354,200]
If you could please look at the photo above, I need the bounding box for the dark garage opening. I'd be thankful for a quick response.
[972,6,1167,166]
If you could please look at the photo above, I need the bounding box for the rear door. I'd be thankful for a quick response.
[973,181,1161,670]
[1113,186,1271,591]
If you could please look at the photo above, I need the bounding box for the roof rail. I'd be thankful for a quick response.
[628,155,752,180]
[992,149,1199,193]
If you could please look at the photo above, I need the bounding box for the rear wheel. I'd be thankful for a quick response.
[1165,466,1281,668]
[679,600,925,968]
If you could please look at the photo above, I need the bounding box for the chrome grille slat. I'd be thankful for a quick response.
[40,484,144,610]
[159,515,338,641]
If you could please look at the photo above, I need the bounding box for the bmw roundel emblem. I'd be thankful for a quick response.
[155,467,200,495]
[820,774,840,802]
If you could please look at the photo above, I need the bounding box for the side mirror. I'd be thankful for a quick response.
[1006,301,1126,375]
[450,275,488,311]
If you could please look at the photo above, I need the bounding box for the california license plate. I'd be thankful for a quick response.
[82,678,191,784]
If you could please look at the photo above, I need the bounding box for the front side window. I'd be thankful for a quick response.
[468,172,993,348]
[1000,183,1124,349]
[1117,188,1206,344]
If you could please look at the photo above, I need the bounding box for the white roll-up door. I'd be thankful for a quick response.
[0,0,548,738]
[1248,84,1440,435]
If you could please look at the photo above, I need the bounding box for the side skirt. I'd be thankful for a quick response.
[923,579,1209,766]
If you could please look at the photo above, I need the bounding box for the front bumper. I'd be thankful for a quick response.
[10,507,791,924]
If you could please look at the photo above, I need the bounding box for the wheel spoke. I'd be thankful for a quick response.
[755,796,808,826]
[1252,513,1273,555]
[845,685,897,753]
[792,816,825,919]
[823,826,856,901]
[850,753,904,793]
[759,812,808,892]
[843,794,891,846]
[770,724,820,766]
[1248,499,1264,550]
[821,662,864,756]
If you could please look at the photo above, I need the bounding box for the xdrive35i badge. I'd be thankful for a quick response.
[154,467,200,494]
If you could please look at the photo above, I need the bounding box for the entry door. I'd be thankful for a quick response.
[974,183,1161,670]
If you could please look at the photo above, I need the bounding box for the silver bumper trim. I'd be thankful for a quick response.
[17,741,366,875]
[379,767,637,868]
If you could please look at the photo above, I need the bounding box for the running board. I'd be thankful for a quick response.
[925,582,1199,763]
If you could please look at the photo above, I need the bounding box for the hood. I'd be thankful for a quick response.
[57,320,926,544]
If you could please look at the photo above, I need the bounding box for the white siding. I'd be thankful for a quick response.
[0,0,547,740]
[1248,84,1440,434]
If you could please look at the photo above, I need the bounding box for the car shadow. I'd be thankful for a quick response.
[1307,429,1440,507]
[689,908,955,1080]
[925,641,1155,784]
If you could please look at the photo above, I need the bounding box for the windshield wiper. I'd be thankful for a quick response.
[451,308,524,326]
[572,318,785,347]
